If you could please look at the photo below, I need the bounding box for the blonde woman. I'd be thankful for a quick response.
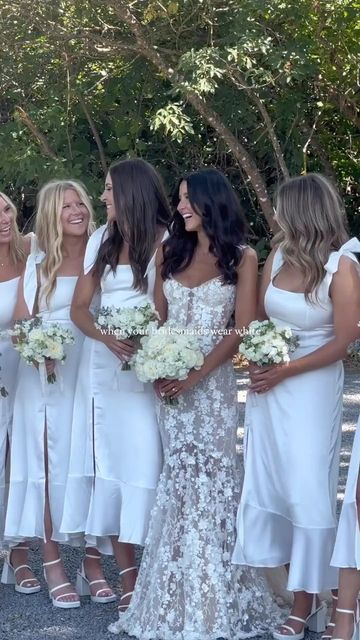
[0,192,37,593]
[3,180,114,608]
[233,174,360,639]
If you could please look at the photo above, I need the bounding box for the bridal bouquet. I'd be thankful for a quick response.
[95,302,160,370]
[8,317,74,384]
[239,320,299,366]
[132,322,204,405]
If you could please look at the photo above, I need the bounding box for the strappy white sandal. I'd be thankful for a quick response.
[272,596,327,640]
[333,605,360,640]
[322,594,339,640]
[118,566,137,613]
[76,552,116,603]
[1,546,40,594]
[43,558,80,609]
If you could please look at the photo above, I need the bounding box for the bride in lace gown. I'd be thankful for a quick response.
[109,168,281,639]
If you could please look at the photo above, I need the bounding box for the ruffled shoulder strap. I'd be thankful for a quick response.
[84,225,108,275]
[23,236,45,314]
[325,237,360,275]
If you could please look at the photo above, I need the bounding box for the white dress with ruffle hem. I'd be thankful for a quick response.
[233,238,360,593]
[60,225,163,554]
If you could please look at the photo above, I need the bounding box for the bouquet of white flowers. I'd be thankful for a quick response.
[239,320,299,366]
[95,302,160,370]
[131,322,204,405]
[9,317,74,384]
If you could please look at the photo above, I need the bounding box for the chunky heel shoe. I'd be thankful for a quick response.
[76,553,116,604]
[43,558,80,609]
[273,596,327,640]
[1,547,40,594]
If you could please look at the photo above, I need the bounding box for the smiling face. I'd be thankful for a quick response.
[0,196,15,245]
[101,172,115,222]
[60,189,90,237]
[177,180,202,233]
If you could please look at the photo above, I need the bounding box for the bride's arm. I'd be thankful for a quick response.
[197,247,258,379]
[154,246,168,323]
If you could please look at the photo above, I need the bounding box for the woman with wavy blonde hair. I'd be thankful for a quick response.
[233,173,360,639]
[0,192,37,593]
[3,179,115,609]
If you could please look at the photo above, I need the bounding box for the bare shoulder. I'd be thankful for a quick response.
[336,254,360,276]
[238,246,258,270]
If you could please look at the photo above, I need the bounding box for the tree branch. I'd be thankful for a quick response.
[77,95,108,174]
[227,68,290,180]
[15,106,59,160]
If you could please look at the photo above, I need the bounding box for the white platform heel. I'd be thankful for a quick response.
[43,558,80,609]
[272,596,327,640]
[76,553,116,603]
[1,546,40,594]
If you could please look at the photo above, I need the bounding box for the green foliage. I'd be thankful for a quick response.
[0,0,358,247]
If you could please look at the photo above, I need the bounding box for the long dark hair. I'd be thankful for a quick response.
[95,158,172,291]
[161,168,248,284]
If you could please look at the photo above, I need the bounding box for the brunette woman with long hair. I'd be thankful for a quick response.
[63,158,171,611]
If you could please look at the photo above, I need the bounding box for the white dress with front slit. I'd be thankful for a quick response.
[0,275,20,546]
[4,247,85,546]
[60,225,163,554]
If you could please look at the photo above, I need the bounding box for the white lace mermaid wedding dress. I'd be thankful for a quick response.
[109,276,280,640]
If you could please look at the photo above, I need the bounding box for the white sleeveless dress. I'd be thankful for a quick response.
[110,274,281,639]
[233,238,360,593]
[0,276,20,545]
[60,225,163,554]
[331,414,360,568]
[4,248,85,546]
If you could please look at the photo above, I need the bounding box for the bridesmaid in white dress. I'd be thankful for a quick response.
[3,180,112,608]
[109,168,281,638]
[0,192,37,593]
[63,158,171,610]
[233,173,360,640]
[329,402,360,640]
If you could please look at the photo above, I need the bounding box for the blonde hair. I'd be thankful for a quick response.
[35,179,95,303]
[0,192,25,264]
[273,173,349,300]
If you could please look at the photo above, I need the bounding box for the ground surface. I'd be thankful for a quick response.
[1,370,358,640]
